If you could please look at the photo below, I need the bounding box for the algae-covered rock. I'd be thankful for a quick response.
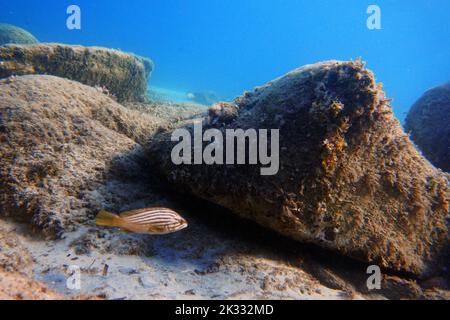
[0,75,173,238]
[146,60,449,276]
[405,82,450,172]
[0,23,39,46]
[0,44,153,102]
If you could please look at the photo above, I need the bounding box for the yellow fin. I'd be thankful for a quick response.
[96,210,121,227]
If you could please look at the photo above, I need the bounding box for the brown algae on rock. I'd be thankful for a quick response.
[0,44,153,102]
[0,75,174,238]
[146,60,449,276]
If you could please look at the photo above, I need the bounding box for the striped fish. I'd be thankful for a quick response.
[95,208,188,235]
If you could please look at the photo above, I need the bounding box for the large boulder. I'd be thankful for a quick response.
[146,61,450,276]
[0,44,153,102]
[0,75,177,238]
[405,82,450,172]
[0,23,39,46]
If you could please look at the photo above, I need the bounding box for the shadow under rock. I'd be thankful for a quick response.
[160,186,450,299]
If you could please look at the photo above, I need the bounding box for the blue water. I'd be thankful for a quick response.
[1,0,449,120]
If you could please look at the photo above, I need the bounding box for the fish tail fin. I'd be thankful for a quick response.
[95,210,121,227]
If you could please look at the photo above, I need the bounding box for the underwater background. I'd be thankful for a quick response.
[0,1,449,301]
[1,0,449,121]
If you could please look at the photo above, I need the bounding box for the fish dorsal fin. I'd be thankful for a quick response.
[120,208,153,218]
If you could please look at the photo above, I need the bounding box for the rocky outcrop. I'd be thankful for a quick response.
[0,75,182,238]
[0,66,448,300]
[0,44,153,102]
[146,60,449,276]
[405,82,450,172]
[0,23,39,46]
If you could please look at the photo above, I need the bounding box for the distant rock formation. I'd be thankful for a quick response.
[405,82,450,172]
[186,91,220,106]
[146,61,449,276]
[0,44,153,102]
[0,75,203,238]
[0,23,39,46]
